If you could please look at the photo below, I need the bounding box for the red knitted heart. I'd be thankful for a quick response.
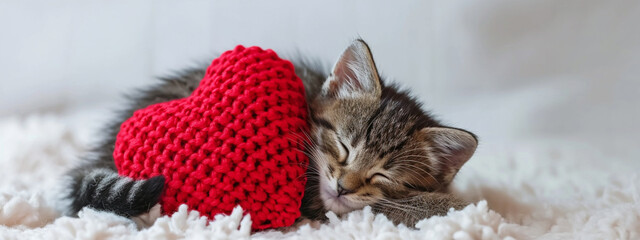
[113,45,309,230]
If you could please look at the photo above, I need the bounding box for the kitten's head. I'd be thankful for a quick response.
[307,40,478,215]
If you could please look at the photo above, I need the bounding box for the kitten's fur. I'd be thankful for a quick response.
[59,40,477,227]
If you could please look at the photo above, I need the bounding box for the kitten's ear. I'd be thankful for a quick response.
[422,127,478,185]
[322,39,382,99]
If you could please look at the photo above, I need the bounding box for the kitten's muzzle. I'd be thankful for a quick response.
[337,181,355,196]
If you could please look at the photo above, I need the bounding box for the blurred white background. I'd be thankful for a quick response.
[1,0,639,155]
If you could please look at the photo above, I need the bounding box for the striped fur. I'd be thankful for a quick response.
[64,168,164,217]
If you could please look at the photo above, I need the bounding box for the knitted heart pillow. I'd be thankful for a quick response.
[113,45,309,230]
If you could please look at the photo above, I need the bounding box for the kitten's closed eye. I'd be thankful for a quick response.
[367,173,390,184]
[337,140,349,165]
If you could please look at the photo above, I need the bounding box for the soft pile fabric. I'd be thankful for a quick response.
[1,108,639,239]
[114,45,309,230]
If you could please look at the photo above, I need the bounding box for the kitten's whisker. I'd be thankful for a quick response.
[392,157,438,172]
[391,161,432,175]
[391,164,431,183]
[390,150,440,171]
[390,148,433,162]
[395,163,440,187]
[300,170,320,178]
[391,164,439,187]
[392,159,436,173]
[272,158,315,168]
[287,131,322,161]
[301,130,318,145]
[304,168,321,176]
[294,175,313,183]
[295,148,316,159]
[285,134,314,150]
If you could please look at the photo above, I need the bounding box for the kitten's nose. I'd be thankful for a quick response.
[337,181,355,196]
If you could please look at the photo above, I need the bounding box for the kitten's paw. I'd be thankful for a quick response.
[131,203,162,229]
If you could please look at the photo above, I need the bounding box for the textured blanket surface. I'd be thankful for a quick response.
[1,107,639,240]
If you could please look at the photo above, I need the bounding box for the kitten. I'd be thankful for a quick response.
[59,39,477,227]
[300,40,477,226]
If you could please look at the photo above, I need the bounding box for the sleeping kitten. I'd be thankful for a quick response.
[59,39,477,227]
[299,40,476,226]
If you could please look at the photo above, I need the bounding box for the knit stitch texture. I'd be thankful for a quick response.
[113,45,309,230]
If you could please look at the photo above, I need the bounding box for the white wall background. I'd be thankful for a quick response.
[1,1,639,153]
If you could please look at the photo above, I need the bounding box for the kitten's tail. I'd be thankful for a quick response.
[61,167,165,217]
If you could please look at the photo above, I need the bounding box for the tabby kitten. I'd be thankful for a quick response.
[59,39,477,227]
[300,40,476,226]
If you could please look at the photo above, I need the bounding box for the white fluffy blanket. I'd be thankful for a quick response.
[1,108,639,240]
